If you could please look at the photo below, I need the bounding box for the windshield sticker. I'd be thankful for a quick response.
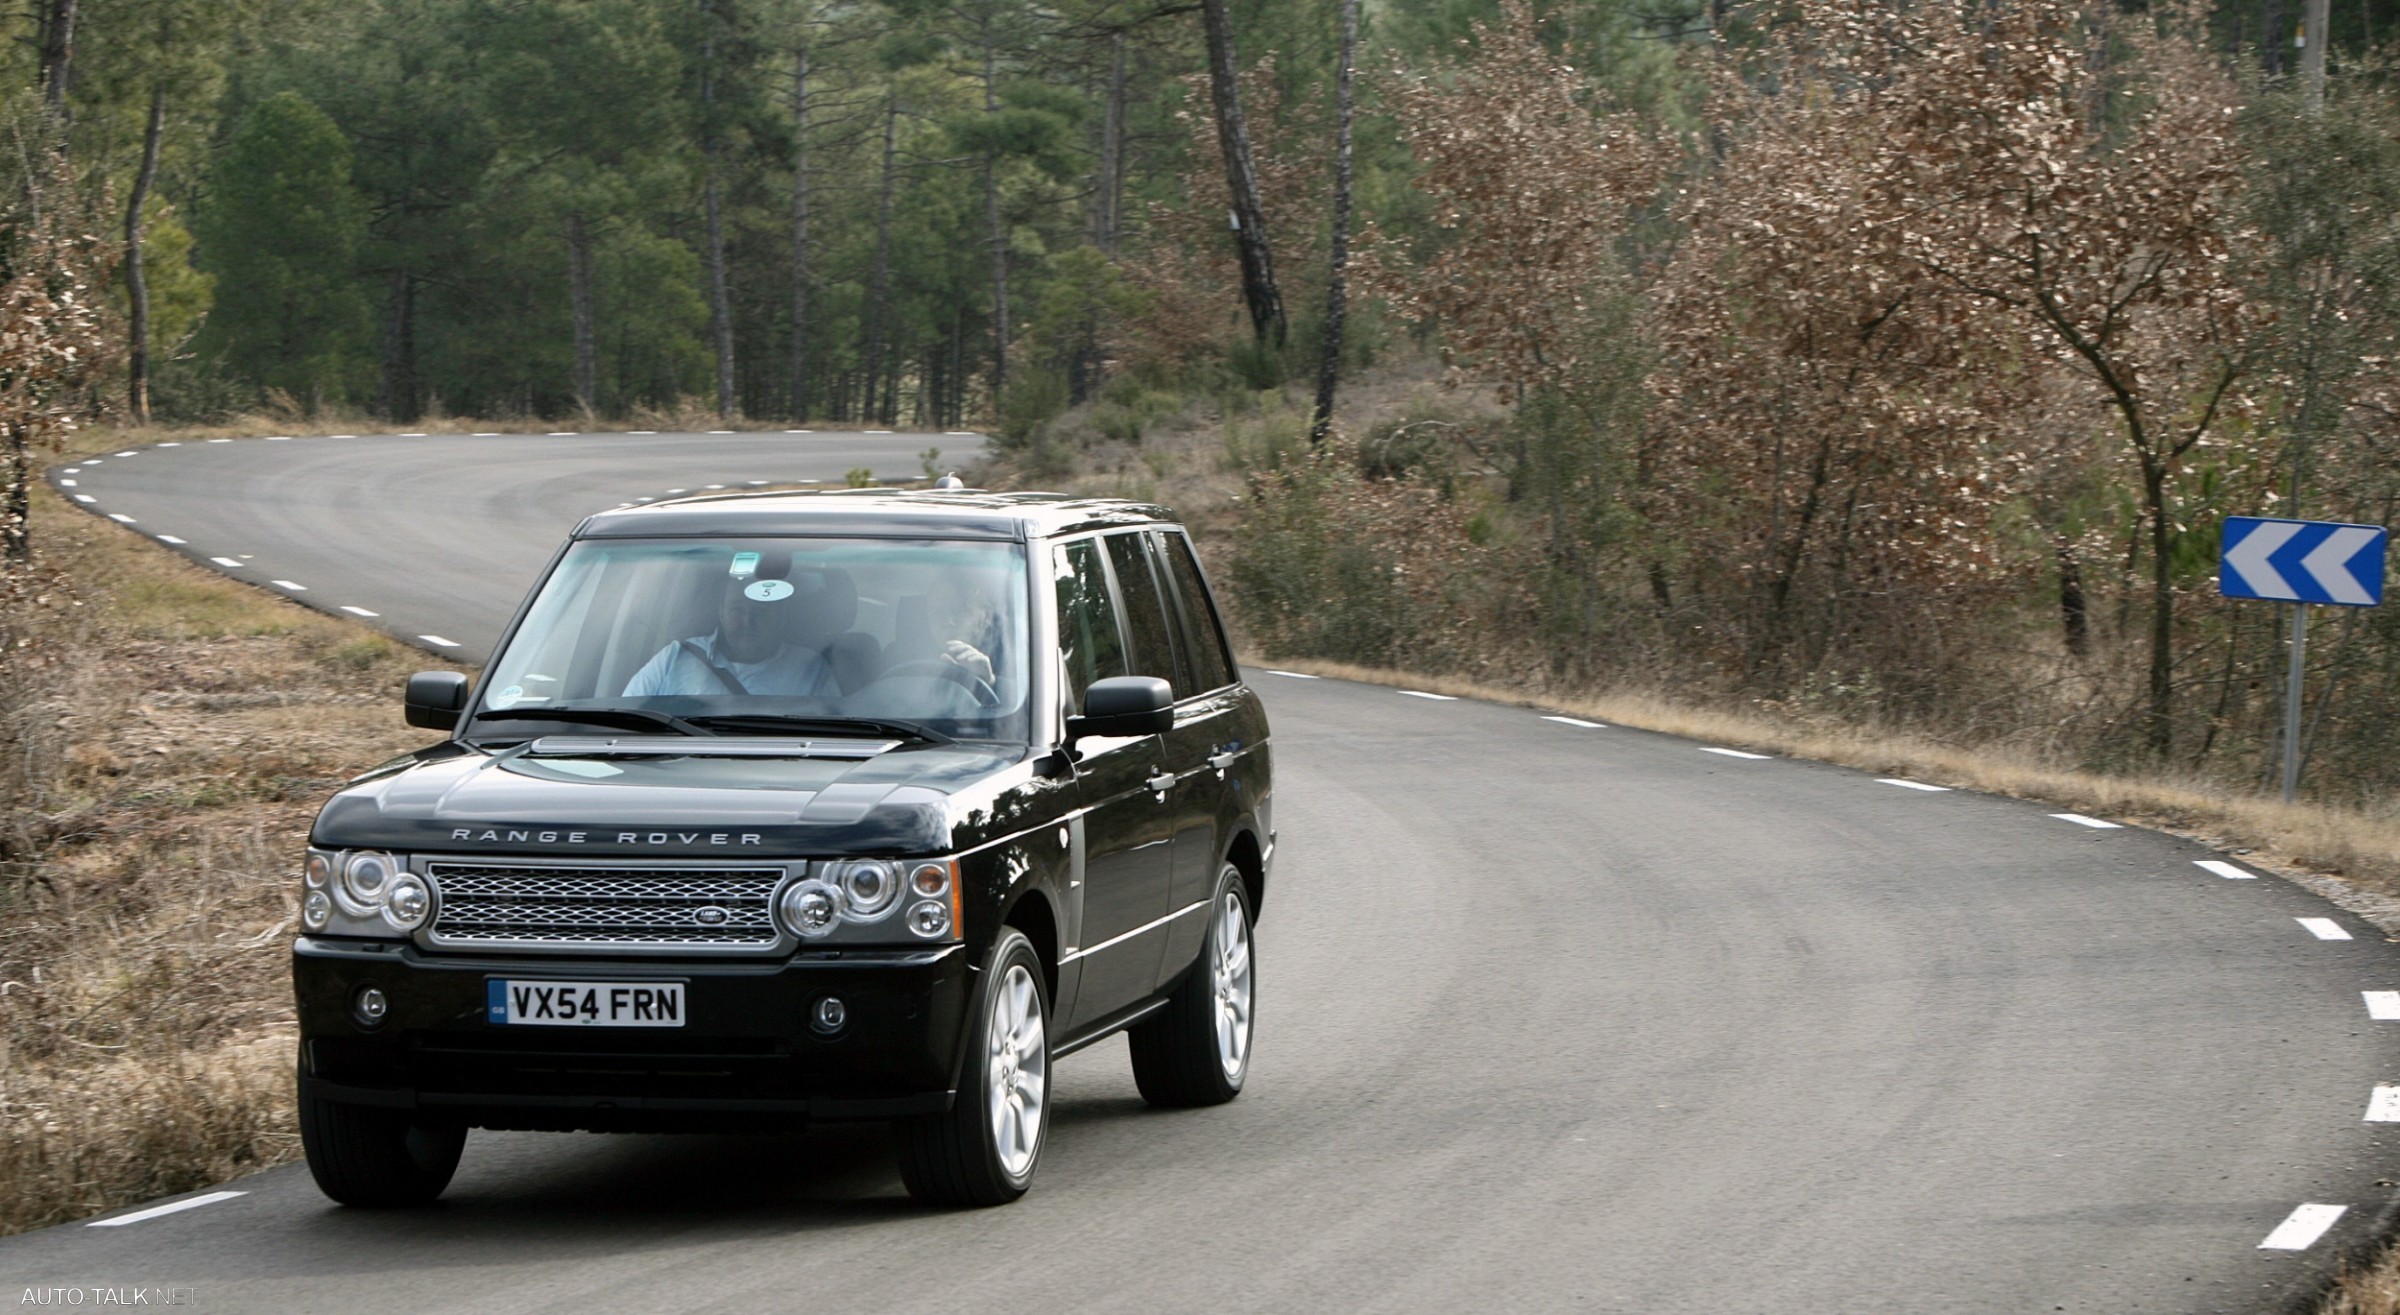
[743,579,795,603]
[729,551,761,578]
[489,684,525,710]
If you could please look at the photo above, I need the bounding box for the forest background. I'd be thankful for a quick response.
[0,0,2397,816]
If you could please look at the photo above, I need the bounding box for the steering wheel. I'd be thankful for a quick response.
[879,658,1002,709]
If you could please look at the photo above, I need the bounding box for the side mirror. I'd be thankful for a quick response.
[404,671,471,731]
[1066,675,1174,743]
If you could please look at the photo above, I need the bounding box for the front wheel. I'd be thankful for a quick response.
[895,928,1050,1207]
[298,1076,466,1207]
[1129,864,1254,1108]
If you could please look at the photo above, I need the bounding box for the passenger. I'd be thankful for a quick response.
[623,570,836,698]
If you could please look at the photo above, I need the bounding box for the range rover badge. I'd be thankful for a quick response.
[693,906,730,926]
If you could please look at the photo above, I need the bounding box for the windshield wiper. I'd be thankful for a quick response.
[685,713,953,745]
[475,706,718,737]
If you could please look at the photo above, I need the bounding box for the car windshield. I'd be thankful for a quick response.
[473,536,1032,742]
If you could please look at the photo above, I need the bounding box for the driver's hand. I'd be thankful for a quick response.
[942,640,995,685]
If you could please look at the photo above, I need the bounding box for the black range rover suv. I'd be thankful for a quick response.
[292,490,1273,1208]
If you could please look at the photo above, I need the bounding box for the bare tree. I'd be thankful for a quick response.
[1309,0,1358,444]
[1198,0,1282,346]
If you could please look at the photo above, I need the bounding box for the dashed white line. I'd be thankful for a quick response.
[1701,747,1770,760]
[87,1190,246,1227]
[1877,778,1950,792]
[398,432,426,437]
[1398,690,1456,701]
[71,494,94,503]
[2259,1202,2348,1250]
[155,535,184,545]
[1543,715,1605,728]
[2369,1086,2400,1121]
[340,606,380,618]
[627,430,656,435]
[548,431,578,436]
[2049,813,2121,829]
[2195,860,2255,880]
[1265,670,1318,679]
[209,557,243,568]
[665,488,688,495]
[272,580,307,591]
[2365,991,2400,1021]
[115,449,136,456]
[864,429,892,434]
[707,429,734,435]
[746,480,769,485]
[267,435,293,440]
[418,635,460,648]
[326,434,352,439]
[2299,917,2353,941]
[82,458,101,463]
[472,432,499,437]
[785,429,812,434]
[62,466,78,473]
[157,442,180,447]
[704,484,725,489]
[58,478,75,486]
[106,513,135,524]
[945,430,979,436]
[206,438,232,443]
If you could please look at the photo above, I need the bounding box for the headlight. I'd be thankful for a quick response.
[337,851,397,916]
[776,858,961,943]
[304,847,424,938]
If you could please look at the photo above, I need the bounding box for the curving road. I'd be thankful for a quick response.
[8,431,2400,1313]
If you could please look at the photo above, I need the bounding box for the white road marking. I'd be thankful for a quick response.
[58,478,74,486]
[107,513,135,523]
[209,557,242,568]
[83,458,101,463]
[418,635,459,648]
[62,466,78,473]
[87,1190,246,1227]
[341,606,380,617]
[666,488,687,495]
[267,435,293,440]
[2049,813,2121,829]
[2259,1202,2347,1250]
[785,429,812,434]
[326,434,351,439]
[2195,860,2255,880]
[206,438,232,443]
[272,580,306,591]
[2299,917,2353,941]
[398,432,426,437]
[1398,690,1456,701]
[473,431,499,436]
[865,429,892,434]
[157,442,180,447]
[746,480,769,485]
[1877,778,1950,791]
[634,497,654,503]
[155,535,184,545]
[2365,992,2400,1020]
[627,430,656,435]
[72,493,94,503]
[705,484,725,489]
[548,431,578,436]
[1265,670,1318,679]
[945,430,979,436]
[2370,1086,2400,1120]
[707,429,734,435]
[1701,747,1770,759]
[1543,715,1606,728]
[115,450,136,456]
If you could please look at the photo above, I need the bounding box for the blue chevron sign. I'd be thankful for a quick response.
[2219,517,2388,607]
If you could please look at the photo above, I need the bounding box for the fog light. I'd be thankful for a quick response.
[811,996,847,1035]
[302,889,331,932]
[906,899,951,939]
[352,986,389,1028]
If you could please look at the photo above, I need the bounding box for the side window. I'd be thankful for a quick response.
[1103,530,1187,698]
[1155,530,1236,692]
[1052,538,1129,714]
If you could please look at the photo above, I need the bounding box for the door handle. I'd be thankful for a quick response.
[1147,772,1178,794]
[1207,750,1238,774]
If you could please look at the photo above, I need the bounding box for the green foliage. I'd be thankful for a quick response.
[190,91,370,408]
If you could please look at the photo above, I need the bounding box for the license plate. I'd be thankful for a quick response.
[487,979,686,1027]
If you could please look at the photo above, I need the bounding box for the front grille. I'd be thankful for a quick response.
[425,861,788,953]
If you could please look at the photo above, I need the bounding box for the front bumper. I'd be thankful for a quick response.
[293,936,969,1132]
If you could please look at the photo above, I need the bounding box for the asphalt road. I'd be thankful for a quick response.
[9,431,2400,1313]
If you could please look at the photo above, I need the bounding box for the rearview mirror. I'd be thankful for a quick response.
[1066,675,1173,743]
[404,671,470,731]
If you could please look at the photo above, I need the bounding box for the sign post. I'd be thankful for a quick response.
[2218,516,2389,803]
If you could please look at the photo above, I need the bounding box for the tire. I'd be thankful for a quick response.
[298,1079,466,1208]
[895,928,1050,1207]
[1129,863,1254,1108]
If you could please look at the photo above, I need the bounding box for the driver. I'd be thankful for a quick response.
[927,573,1000,690]
[623,569,836,698]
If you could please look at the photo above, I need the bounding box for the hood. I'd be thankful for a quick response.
[311,740,1033,858]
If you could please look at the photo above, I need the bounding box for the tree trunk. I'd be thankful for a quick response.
[982,34,1010,407]
[3,423,28,563]
[2056,539,2088,658]
[379,271,418,423]
[790,44,811,421]
[567,211,597,416]
[2263,0,2289,74]
[1199,0,1285,346]
[1309,0,1359,445]
[862,96,897,424]
[124,83,164,424]
[2143,459,2175,756]
[38,0,75,111]
[1096,32,1126,255]
[701,14,734,420]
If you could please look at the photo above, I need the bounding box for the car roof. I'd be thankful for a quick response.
[573,488,1181,542]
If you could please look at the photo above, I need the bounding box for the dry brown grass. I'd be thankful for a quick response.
[0,481,462,1234]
